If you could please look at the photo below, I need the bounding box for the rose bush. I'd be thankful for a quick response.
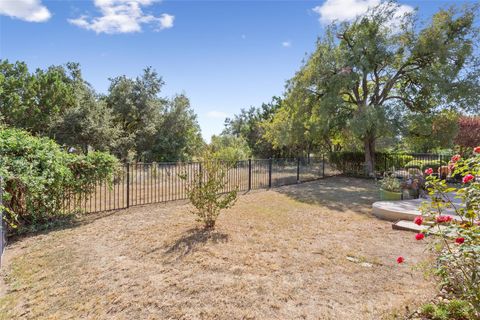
[402,148,480,315]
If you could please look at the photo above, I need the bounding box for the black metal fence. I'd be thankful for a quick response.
[329,152,453,179]
[59,152,454,215]
[61,157,340,214]
[0,177,6,267]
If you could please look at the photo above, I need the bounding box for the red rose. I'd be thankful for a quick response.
[455,237,465,244]
[415,233,425,240]
[424,168,433,175]
[397,256,405,264]
[436,215,453,223]
[413,216,423,226]
[462,174,474,184]
[474,146,480,153]
[451,154,461,162]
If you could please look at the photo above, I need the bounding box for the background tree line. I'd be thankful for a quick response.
[0,60,204,162]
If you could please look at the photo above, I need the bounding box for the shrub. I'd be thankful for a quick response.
[0,127,118,233]
[420,300,476,320]
[378,176,401,192]
[385,154,414,169]
[405,159,447,171]
[180,153,238,229]
[329,152,415,175]
[404,149,480,315]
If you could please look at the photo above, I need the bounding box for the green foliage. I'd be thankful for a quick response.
[0,60,120,153]
[266,3,479,174]
[0,128,118,233]
[0,60,76,135]
[387,155,414,169]
[148,94,204,162]
[378,176,401,193]
[54,87,120,154]
[1,61,204,161]
[405,159,447,171]
[179,153,238,229]
[107,69,203,162]
[420,300,477,320]
[224,97,291,158]
[328,152,413,175]
[419,151,480,313]
[403,110,460,152]
[210,135,251,163]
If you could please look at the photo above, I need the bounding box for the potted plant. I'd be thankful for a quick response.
[400,171,426,199]
[378,175,402,200]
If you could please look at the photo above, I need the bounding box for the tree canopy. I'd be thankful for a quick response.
[0,61,204,162]
[264,2,479,173]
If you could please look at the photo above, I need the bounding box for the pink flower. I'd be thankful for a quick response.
[436,215,453,223]
[463,174,474,184]
[455,237,465,244]
[413,216,423,226]
[451,154,461,162]
[415,233,425,240]
[424,168,433,175]
[397,256,405,264]
[474,146,480,154]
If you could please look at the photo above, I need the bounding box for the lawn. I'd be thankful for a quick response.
[0,177,435,319]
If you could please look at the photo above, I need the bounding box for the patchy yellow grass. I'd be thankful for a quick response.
[0,177,435,319]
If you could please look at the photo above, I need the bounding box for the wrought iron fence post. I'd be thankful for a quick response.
[126,163,130,208]
[384,153,388,173]
[0,177,5,267]
[248,159,252,191]
[268,158,272,188]
[296,157,300,183]
[322,154,325,178]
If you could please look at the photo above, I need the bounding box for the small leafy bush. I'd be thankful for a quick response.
[0,127,118,233]
[420,300,476,320]
[180,153,238,229]
[378,176,401,192]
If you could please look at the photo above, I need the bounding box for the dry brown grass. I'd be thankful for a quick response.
[0,177,435,319]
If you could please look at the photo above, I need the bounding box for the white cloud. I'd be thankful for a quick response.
[282,41,291,47]
[0,0,51,22]
[207,111,229,119]
[312,0,413,25]
[68,0,174,34]
[158,13,174,30]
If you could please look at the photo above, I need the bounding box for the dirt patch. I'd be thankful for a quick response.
[0,177,435,319]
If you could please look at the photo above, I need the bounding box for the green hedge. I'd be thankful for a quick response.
[405,159,447,171]
[328,152,445,175]
[329,152,413,174]
[0,127,119,233]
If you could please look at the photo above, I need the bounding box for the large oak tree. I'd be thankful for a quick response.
[272,2,479,175]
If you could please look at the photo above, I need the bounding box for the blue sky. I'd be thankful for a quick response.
[0,0,474,141]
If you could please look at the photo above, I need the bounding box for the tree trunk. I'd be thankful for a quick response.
[364,137,376,177]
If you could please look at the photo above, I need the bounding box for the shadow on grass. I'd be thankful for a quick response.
[275,176,379,215]
[7,213,81,244]
[163,227,229,260]
[7,208,129,244]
